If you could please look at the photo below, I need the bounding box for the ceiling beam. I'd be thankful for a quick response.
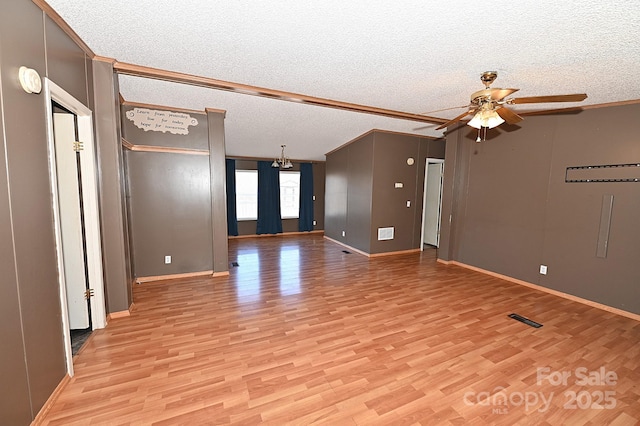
[113,61,447,125]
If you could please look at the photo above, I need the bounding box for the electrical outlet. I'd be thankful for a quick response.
[313,220,317,226]
[342,231,346,237]
[165,255,172,264]
[539,265,547,275]
[406,200,411,207]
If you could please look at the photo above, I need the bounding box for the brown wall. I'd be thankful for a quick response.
[313,162,326,231]
[325,130,445,254]
[207,110,230,273]
[0,41,33,424]
[94,60,133,313]
[0,1,100,422]
[325,145,350,244]
[325,134,374,252]
[126,152,214,276]
[232,159,326,236]
[371,133,432,253]
[122,104,219,277]
[440,103,640,315]
[345,134,375,252]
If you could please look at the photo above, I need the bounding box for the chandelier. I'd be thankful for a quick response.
[272,144,293,168]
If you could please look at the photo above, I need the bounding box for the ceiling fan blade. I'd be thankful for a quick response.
[496,106,523,124]
[510,94,588,104]
[419,104,470,115]
[489,88,519,101]
[413,123,440,131]
[435,109,476,131]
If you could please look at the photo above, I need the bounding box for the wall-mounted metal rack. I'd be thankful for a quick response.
[565,163,640,183]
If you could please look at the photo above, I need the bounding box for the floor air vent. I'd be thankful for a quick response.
[342,250,351,254]
[508,313,543,328]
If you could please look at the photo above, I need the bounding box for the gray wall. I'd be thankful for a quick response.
[122,104,219,277]
[325,131,445,254]
[233,159,326,236]
[440,103,640,315]
[0,1,99,422]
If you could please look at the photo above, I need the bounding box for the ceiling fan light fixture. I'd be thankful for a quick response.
[434,71,587,133]
[467,109,505,129]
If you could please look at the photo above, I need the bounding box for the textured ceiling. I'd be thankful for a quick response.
[46,0,640,160]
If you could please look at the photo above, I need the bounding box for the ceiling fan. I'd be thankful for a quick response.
[434,71,587,140]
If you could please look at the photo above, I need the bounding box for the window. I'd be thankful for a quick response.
[279,171,300,219]
[235,169,301,220]
[235,170,258,220]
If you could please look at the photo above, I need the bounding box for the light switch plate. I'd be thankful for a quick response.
[165,255,172,264]
[539,265,547,275]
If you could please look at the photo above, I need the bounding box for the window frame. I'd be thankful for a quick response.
[234,169,301,221]
[279,170,301,220]
[235,169,258,221]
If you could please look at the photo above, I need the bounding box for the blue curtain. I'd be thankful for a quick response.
[256,161,282,234]
[298,162,314,232]
[225,159,238,236]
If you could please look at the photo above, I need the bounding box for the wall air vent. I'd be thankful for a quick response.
[378,227,394,241]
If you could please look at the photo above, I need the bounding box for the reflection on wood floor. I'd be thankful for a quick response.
[41,234,640,424]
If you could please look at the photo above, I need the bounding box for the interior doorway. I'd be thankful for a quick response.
[420,159,444,250]
[44,79,106,376]
[53,110,92,354]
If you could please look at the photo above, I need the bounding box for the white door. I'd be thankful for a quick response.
[46,79,106,376]
[53,113,90,329]
[422,161,444,247]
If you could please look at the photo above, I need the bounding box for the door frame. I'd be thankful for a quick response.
[44,78,106,376]
[420,158,445,250]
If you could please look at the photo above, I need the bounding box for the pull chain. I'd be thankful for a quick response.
[476,127,488,143]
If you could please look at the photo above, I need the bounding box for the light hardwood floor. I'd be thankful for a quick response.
[41,235,640,425]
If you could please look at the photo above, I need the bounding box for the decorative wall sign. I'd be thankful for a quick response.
[126,107,198,135]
